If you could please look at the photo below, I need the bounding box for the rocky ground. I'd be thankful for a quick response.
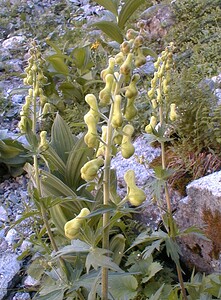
[1,0,221,299]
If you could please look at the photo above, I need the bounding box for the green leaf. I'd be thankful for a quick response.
[91,21,123,44]
[47,54,69,76]
[118,0,147,29]
[36,288,65,300]
[142,47,158,59]
[27,257,45,280]
[72,47,90,70]
[142,239,163,259]
[54,240,90,258]
[41,145,66,176]
[59,82,83,102]
[165,238,182,267]
[108,274,138,300]
[92,0,118,16]
[50,114,77,163]
[149,284,165,300]
[142,262,162,283]
[86,247,122,273]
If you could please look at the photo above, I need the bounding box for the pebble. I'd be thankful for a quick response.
[2,36,26,50]
[0,206,8,222]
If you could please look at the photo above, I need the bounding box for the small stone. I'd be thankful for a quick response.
[0,206,8,222]
[5,228,18,245]
[24,275,40,288]
[12,292,31,300]
[2,36,26,50]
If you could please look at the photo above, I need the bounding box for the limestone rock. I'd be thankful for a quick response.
[175,171,221,273]
[140,4,175,40]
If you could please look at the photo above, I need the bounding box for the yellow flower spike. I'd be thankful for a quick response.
[80,158,104,181]
[134,48,146,68]
[42,103,51,116]
[162,78,169,95]
[124,97,137,121]
[84,113,98,148]
[145,116,157,134]
[156,88,162,103]
[121,124,135,159]
[100,57,115,81]
[115,52,125,65]
[120,41,131,55]
[111,95,123,128]
[96,125,107,158]
[125,74,140,99]
[169,103,177,121]
[99,74,114,106]
[85,94,100,122]
[64,208,90,240]
[151,99,158,109]
[126,28,139,40]
[39,131,48,152]
[124,170,146,206]
[157,62,165,78]
[120,53,133,76]
[148,88,155,99]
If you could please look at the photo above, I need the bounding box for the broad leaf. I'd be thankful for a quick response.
[59,82,83,101]
[92,0,118,16]
[92,21,123,44]
[72,47,90,70]
[54,240,90,258]
[108,274,138,300]
[50,114,77,163]
[118,0,148,29]
[47,54,69,75]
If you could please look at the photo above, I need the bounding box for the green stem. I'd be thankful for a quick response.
[159,94,187,300]
[32,71,68,279]
[101,74,125,300]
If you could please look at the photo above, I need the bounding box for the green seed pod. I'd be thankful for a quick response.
[84,113,98,148]
[96,125,107,158]
[124,169,146,206]
[111,95,123,128]
[101,57,115,81]
[121,124,135,159]
[85,94,100,122]
[64,208,90,240]
[99,74,114,106]
[120,53,133,76]
[80,157,104,181]
[169,103,177,121]
[145,115,157,134]
[124,97,137,121]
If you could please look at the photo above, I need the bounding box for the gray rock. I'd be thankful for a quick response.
[12,292,31,300]
[0,207,8,222]
[141,4,175,40]
[175,171,221,273]
[2,36,26,50]
[0,253,21,300]
[24,275,40,288]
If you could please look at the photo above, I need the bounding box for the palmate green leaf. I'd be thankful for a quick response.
[142,239,163,259]
[86,247,122,274]
[108,274,138,300]
[118,0,148,29]
[129,229,167,250]
[142,262,162,283]
[165,238,182,267]
[149,284,165,300]
[50,114,77,163]
[35,288,65,300]
[92,0,118,16]
[91,21,123,44]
